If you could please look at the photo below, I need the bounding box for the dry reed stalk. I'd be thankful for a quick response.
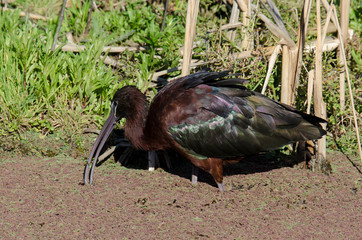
[256,12,295,48]
[306,69,314,114]
[57,44,149,53]
[281,45,291,104]
[321,5,333,45]
[3,8,49,21]
[331,5,362,163]
[261,44,281,94]
[236,0,248,12]
[339,59,346,111]
[305,37,339,51]
[241,0,250,49]
[338,0,350,111]
[181,0,200,76]
[314,0,327,159]
[321,0,339,28]
[321,0,347,112]
[207,22,243,33]
[340,0,350,42]
[227,1,240,42]
[290,0,312,103]
[264,0,289,35]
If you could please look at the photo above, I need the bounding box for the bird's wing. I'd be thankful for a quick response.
[167,83,325,159]
[166,84,256,159]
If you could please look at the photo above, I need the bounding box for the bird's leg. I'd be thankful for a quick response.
[162,151,172,169]
[208,158,225,192]
[148,151,158,171]
[187,157,225,191]
[297,140,315,169]
[191,165,199,185]
[297,141,307,168]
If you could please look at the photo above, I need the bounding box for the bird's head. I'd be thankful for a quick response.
[84,85,147,185]
[90,86,142,153]
[111,86,141,121]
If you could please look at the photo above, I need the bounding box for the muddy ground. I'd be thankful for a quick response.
[0,132,361,239]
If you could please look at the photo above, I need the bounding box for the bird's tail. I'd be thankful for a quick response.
[298,119,326,140]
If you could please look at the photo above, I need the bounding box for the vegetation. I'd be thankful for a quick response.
[0,0,360,156]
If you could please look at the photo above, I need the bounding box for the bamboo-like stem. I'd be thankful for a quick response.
[155,39,334,85]
[331,5,362,163]
[256,12,295,48]
[241,0,250,49]
[264,0,289,36]
[227,1,240,42]
[321,5,333,46]
[181,0,200,76]
[321,0,339,29]
[262,0,295,102]
[290,0,312,103]
[306,69,314,114]
[261,44,281,94]
[56,44,161,53]
[338,0,350,111]
[314,0,327,159]
[281,45,290,104]
[207,22,243,33]
[305,37,339,51]
[288,48,298,104]
[318,4,338,117]
[339,62,346,110]
[340,0,350,43]
[300,0,313,48]
[320,0,347,112]
[236,0,247,12]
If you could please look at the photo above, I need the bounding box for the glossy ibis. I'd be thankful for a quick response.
[83,70,326,191]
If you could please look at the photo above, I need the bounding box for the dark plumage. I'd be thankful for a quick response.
[83,70,326,191]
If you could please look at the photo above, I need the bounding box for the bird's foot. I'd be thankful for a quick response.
[191,166,199,184]
[217,183,225,192]
[148,151,158,171]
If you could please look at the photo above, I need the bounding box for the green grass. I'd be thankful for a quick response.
[0,1,187,140]
[0,10,115,134]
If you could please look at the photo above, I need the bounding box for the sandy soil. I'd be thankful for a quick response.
[0,134,361,239]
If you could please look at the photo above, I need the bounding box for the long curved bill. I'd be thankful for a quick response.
[83,107,116,185]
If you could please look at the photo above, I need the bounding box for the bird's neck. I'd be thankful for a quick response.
[123,92,150,150]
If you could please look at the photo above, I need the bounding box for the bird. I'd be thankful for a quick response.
[83,70,326,191]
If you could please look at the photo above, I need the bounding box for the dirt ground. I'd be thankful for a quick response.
[0,133,361,239]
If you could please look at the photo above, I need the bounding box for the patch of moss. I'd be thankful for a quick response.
[0,131,92,158]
